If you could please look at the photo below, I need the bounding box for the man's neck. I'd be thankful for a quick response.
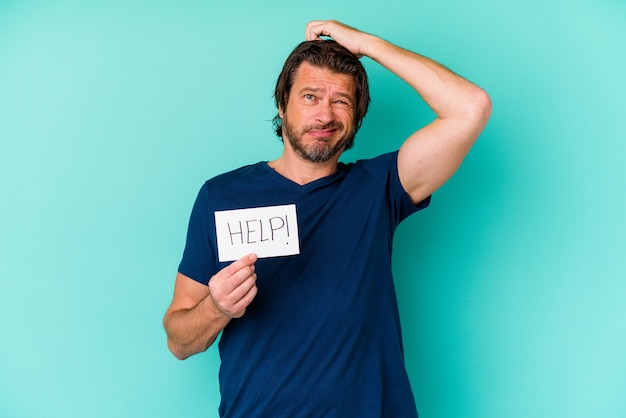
[268,152,340,186]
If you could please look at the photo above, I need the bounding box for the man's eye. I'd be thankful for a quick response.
[304,94,315,100]
[334,100,351,107]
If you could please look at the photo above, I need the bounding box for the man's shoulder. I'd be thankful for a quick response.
[342,150,398,168]
[197,161,280,210]
[205,161,267,186]
[340,150,399,179]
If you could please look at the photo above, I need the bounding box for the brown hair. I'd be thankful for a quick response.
[272,40,370,150]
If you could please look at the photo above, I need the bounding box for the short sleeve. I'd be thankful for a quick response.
[359,151,431,225]
[177,182,217,285]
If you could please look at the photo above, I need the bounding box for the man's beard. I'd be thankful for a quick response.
[282,116,354,163]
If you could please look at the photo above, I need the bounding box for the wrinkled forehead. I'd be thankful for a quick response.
[290,62,356,98]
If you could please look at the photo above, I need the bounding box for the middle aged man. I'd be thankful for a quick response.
[164,19,492,418]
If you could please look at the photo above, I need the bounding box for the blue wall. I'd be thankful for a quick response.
[1,1,625,417]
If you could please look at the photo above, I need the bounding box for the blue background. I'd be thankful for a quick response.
[1,0,625,417]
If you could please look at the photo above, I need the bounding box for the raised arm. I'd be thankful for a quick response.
[163,254,258,360]
[306,20,492,204]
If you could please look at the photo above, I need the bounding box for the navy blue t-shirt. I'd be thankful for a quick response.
[178,151,430,418]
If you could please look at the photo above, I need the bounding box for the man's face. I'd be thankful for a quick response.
[280,62,356,163]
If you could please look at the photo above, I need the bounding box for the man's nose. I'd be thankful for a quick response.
[315,101,334,124]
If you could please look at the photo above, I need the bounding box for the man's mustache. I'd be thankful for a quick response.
[302,122,344,137]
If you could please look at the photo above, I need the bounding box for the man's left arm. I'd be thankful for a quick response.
[306,20,492,204]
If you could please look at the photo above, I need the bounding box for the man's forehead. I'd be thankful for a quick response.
[292,62,356,94]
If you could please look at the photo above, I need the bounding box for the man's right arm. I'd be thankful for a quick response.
[163,254,258,360]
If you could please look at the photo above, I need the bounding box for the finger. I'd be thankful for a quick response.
[214,274,257,318]
[221,253,257,277]
[210,272,256,316]
[230,285,258,318]
[228,280,258,317]
[305,20,330,41]
[226,272,257,302]
[225,262,257,291]
[209,255,256,299]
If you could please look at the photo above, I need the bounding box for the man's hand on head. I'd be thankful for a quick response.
[305,20,375,59]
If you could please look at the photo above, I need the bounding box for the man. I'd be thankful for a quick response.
[164,20,491,417]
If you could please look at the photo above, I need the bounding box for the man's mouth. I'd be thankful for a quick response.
[305,124,342,139]
[308,129,336,139]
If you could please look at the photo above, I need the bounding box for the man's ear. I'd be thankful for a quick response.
[278,106,284,118]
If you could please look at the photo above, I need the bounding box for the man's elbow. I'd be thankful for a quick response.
[469,87,492,126]
[166,332,215,360]
[167,338,191,360]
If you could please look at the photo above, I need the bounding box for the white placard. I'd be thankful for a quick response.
[214,204,300,262]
